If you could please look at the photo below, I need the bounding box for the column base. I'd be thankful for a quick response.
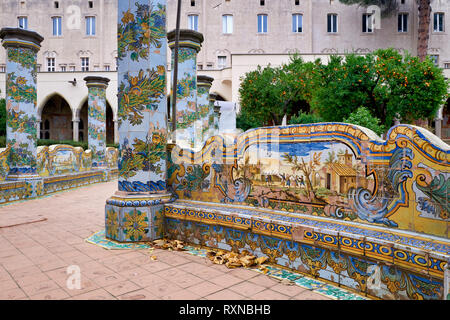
[105,192,175,242]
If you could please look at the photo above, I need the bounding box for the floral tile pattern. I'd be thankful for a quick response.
[117,0,168,193]
[4,44,39,176]
[87,85,108,168]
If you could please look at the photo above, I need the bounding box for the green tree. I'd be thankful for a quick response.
[338,0,432,61]
[312,49,448,128]
[238,56,318,130]
[344,106,385,136]
[289,111,323,125]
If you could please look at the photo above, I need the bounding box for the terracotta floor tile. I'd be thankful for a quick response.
[228,281,266,297]
[209,274,243,287]
[134,273,166,287]
[15,272,50,287]
[36,259,68,272]
[156,266,189,279]
[250,289,290,300]
[105,260,138,273]
[104,280,141,297]
[270,282,308,297]
[117,289,158,300]
[0,279,19,290]
[144,279,184,298]
[21,279,60,297]
[69,288,116,300]
[205,289,246,300]
[2,255,35,271]
[187,281,223,297]
[92,273,126,287]
[170,272,204,289]
[248,274,279,288]
[141,261,172,273]
[156,254,191,267]
[29,288,70,300]
[63,278,100,297]
[292,290,331,300]
[9,265,44,279]
[119,267,154,281]
[227,268,260,280]
[162,288,202,300]
[0,287,27,300]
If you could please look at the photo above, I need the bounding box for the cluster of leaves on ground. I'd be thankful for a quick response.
[206,249,268,269]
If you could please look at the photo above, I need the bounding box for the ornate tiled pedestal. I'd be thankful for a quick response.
[0,27,44,198]
[105,0,173,242]
[167,29,204,150]
[84,76,110,169]
[196,75,214,146]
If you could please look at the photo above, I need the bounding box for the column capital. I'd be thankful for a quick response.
[84,76,110,89]
[209,93,218,103]
[168,29,204,52]
[197,75,214,89]
[0,27,43,51]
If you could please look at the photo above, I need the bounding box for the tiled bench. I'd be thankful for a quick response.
[43,169,116,195]
[164,200,450,300]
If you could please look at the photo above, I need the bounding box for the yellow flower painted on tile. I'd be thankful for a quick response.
[16,76,27,85]
[123,209,148,241]
[121,10,134,24]
[106,208,119,239]
[157,65,165,76]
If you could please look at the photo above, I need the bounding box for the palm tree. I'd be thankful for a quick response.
[338,0,432,61]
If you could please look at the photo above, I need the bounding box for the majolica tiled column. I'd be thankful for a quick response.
[168,29,204,149]
[196,75,214,147]
[84,76,110,168]
[213,103,221,136]
[105,0,173,242]
[0,28,43,181]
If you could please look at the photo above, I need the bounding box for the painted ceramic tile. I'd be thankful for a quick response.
[5,46,39,176]
[173,48,198,149]
[196,84,211,148]
[117,0,168,193]
[87,86,107,167]
[168,123,449,238]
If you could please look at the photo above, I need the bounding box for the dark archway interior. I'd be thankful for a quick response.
[79,100,114,144]
[40,95,73,140]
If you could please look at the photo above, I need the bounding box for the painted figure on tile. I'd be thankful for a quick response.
[167,123,449,238]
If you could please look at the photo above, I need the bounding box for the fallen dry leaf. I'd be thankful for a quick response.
[255,256,268,265]
[150,255,157,261]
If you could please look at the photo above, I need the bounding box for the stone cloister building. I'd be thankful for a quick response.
[0,0,449,142]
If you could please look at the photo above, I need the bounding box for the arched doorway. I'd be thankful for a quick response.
[79,100,114,144]
[40,95,73,141]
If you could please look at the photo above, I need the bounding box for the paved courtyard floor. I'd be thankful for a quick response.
[0,181,341,300]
